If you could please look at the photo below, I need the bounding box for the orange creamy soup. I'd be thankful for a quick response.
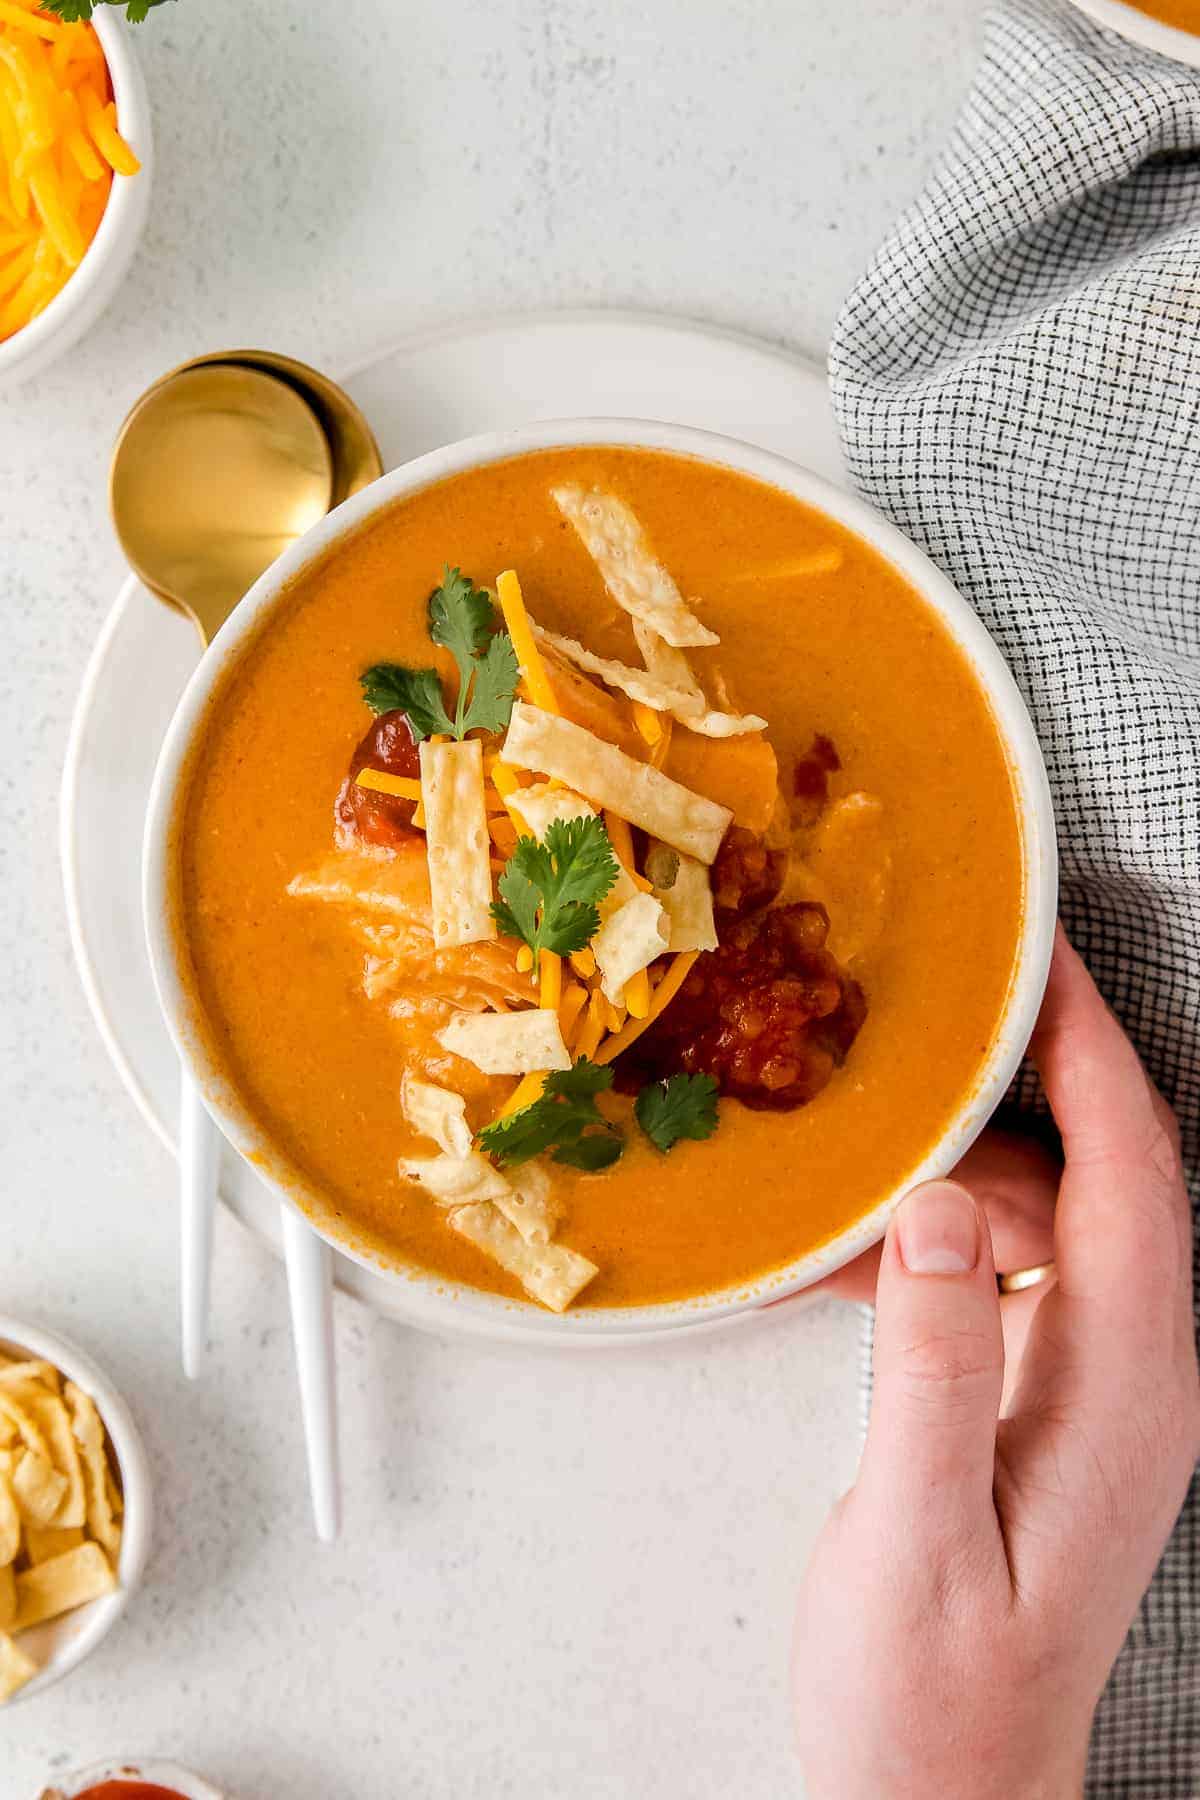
[1120,0,1200,29]
[174,447,1023,1310]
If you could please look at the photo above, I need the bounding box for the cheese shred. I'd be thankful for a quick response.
[497,570,558,714]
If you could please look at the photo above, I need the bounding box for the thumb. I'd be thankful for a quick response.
[858,1179,1005,1544]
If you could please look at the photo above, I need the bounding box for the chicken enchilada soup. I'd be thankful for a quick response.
[173,447,1024,1311]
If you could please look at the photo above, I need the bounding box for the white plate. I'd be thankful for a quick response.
[61,308,845,1333]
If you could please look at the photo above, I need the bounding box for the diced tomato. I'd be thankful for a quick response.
[335,709,422,852]
[792,731,841,825]
[615,901,866,1111]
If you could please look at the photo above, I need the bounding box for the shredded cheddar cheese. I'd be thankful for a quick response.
[594,952,700,1065]
[497,570,558,714]
[557,977,588,1047]
[573,989,608,1063]
[0,9,140,342]
[494,1069,548,1121]
[624,968,651,1019]
[539,950,562,1011]
[632,701,664,746]
[603,809,653,894]
[355,769,423,802]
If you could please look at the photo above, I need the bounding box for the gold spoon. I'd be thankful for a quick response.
[110,354,383,641]
[110,352,383,1540]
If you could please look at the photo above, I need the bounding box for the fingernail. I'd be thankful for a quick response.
[896,1181,979,1275]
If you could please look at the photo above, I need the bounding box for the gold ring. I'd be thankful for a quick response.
[997,1260,1057,1295]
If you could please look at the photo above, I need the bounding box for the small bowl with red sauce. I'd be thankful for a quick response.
[41,1760,224,1800]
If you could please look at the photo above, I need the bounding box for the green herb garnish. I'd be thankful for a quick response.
[478,1060,624,1171]
[42,0,170,19]
[635,1073,719,1153]
[359,664,452,739]
[358,567,518,742]
[490,816,619,974]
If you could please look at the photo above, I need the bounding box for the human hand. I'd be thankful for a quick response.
[794,927,1199,1799]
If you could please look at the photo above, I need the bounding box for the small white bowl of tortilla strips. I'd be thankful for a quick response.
[0,1315,152,1706]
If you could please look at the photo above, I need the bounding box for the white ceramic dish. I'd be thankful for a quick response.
[1067,0,1200,65]
[142,414,1058,1341]
[0,10,153,391]
[43,1759,224,1800]
[0,1314,152,1704]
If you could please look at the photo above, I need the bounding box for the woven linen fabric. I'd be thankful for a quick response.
[829,1,1200,1791]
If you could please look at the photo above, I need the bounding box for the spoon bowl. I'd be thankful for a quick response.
[110,364,334,644]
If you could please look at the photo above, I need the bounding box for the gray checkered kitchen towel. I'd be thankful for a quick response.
[829,1,1200,1792]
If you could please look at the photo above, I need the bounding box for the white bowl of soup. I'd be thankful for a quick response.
[1066,0,1200,63]
[144,419,1056,1340]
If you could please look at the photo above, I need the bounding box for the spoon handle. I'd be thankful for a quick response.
[179,1074,218,1381]
[281,1204,341,1544]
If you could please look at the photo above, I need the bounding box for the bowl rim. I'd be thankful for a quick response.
[0,1311,152,1703]
[1065,0,1200,65]
[42,1757,224,1800]
[143,416,1058,1342]
[0,9,152,380]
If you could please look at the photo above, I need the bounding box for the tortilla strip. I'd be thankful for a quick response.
[0,1468,18,1565]
[12,1451,67,1528]
[13,1541,116,1632]
[653,846,718,952]
[496,1164,562,1247]
[287,849,431,919]
[552,485,719,648]
[448,1203,597,1312]
[438,1008,571,1075]
[398,1151,511,1207]
[29,1395,85,1530]
[537,622,766,738]
[591,893,670,1007]
[22,1523,85,1567]
[502,702,731,865]
[503,783,638,912]
[63,1384,122,1564]
[0,1566,14,1633]
[0,1631,36,1703]
[0,1361,60,1394]
[400,1074,474,1158]
[419,738,496,948]
[0,1392,51,1465]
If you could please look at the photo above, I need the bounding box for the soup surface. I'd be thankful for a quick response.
[176,446,1023,1309]
[1119,0,1200,29]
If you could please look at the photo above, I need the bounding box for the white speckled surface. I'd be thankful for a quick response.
[1,1,984,1793]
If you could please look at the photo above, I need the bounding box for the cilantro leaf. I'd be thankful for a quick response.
[41,0,170,17]
[464,630,520,737]
[428,567,494,665]
[419,566,519,739]
[554,1132,624,1171]
[478,1060,624,1170]
[635,1073,719,1153]
[359,664,453,739]
[491,816,619,971]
